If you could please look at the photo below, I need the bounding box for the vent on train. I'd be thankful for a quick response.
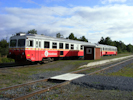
[16,32,26,36]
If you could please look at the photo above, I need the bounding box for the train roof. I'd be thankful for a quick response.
[96,44,117,49]
[10,33,117,49]
[10,33,96,47]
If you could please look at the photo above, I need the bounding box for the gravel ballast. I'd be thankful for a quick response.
[72,75,133,91]
[72,58,133,91]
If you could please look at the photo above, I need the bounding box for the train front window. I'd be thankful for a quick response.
[29,40,33,47]
[27,40,33,47]
[18,39,25,47]
[10,39,17,47]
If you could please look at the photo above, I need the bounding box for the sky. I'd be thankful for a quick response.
[0,0,133,45]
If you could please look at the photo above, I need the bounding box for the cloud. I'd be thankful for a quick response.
[101,0,127,4]
[20,0,43,7]
[0,5,133,44]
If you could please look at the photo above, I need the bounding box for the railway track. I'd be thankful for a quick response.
[0,61,49,69]
[0,62,33,68]
[0,57,133,100]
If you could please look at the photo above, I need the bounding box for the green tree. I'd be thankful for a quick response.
[98,37,133,53]
[119,41,127,52]
[126,44,133,52]
[104,37,112,45]
[98,37,105,44]
[68,33,75,40]
[0,39,9,56]
[66,33,75,40]
[56,33,63,38]
[79,36,88,42]
[66,33,88,42]
[98,37,112,45]
[28,29,37,34]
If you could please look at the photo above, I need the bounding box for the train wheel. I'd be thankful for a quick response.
[50,58,54,62]
[42,58,50,64]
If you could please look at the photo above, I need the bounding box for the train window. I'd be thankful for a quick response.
[10,39,17,47]
[52,42,57,48]
[59,43,63,49]
[18,39,25,47]
[65,44,69,49]
[81,46,83,50]
[29,40,33,47]
[86,48,92,54]
[44,41,50,48]
[36,41,38,48]
[71,44,74,49]
[39,42,41,48]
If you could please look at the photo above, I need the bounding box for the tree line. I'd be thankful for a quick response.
[56,33,88,42]
[0,29,132,57]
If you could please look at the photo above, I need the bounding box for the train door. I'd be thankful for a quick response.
[35,39,39,61]
[35,39,41,61]
[38,40,41,61]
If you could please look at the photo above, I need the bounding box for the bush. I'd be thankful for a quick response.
[0,57,14,63]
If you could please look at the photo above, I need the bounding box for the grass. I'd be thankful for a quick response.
[0,64,62,88]
[80,67,102,74]
[101,53,133,60]
[108,63,133,77]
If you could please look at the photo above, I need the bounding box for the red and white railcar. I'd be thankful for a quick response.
[97,44,117,56]
[8,33,96,62]
[8,33,117,63]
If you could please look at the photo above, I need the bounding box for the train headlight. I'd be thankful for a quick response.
[22,52,25,55]
[9,52,11,55]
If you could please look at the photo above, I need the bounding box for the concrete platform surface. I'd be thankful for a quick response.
[50,73,85,81]
[79,55,133,68]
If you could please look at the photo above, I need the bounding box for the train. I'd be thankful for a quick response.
[7,33,117,63]
[97,44,117,56]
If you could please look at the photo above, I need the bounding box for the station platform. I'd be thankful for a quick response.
[79,55,133,68]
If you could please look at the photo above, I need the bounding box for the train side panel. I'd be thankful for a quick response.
[101,50,117,56]
[25,49,84,62]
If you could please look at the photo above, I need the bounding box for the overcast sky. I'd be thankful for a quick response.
[0,0,133,44]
